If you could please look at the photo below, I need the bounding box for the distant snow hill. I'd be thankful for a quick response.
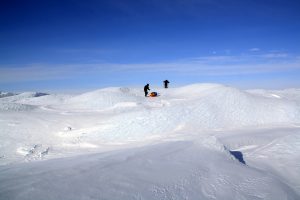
[0,91,15,98]
[0,92,49,111]
[1,83,300,200]
[0,91,48,101]
[1,83,300,126]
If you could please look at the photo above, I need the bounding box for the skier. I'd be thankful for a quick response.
[144,83,150,97]
[163,80,170,88]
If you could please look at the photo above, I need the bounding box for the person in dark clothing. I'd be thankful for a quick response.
[163,80,170,88]
[144,84,150,97]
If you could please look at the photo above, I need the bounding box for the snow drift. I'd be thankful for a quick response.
[1,83,300,199]
[1,137,298,200]
[75,84,300,142]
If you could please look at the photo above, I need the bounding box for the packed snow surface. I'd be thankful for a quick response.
[0,83,300,200]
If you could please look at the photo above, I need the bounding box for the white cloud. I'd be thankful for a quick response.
[57,48,116,54]
[260,53,288,58]
[249,48,261,52]
[192,55,237,62]
[0,53,299,83]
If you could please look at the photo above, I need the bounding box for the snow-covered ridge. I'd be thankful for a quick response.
[1,84,300,125]
[1,83,300,199]
[92,84,300,141]
[1,83,300,153]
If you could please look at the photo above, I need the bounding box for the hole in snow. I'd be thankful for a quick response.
[229,150,246,164]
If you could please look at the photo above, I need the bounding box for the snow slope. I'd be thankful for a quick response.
[0,83,300,199]
[1,136,299,200]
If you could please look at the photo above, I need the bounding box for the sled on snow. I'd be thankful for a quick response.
[149,92,159,97]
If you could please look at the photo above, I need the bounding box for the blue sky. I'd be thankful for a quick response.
[1,0,300,92]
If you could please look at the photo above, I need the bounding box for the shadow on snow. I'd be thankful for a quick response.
[229,150,246,165]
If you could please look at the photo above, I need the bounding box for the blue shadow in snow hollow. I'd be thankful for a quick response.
[229,151,246,165]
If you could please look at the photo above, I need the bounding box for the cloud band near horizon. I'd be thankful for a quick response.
[1,53,299,83]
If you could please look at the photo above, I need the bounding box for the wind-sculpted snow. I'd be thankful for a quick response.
[1,83,300,199]
[62,87,143,110]
[0,84,300,152]
[87,84,300,142]
[0,138,298,200]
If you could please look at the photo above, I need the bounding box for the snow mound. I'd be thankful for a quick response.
[62,87,143,110]
[191,84,300,125]
[165,83,224,98]
[92,84,300,142]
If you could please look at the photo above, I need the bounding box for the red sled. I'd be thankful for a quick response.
[149,92,158,97]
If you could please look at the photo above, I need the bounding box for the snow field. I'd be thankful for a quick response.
[1,83,300,199]
[1,136,298,200]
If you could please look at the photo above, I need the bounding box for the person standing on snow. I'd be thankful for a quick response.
[163,80,170,88]
[144,83,150,97]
